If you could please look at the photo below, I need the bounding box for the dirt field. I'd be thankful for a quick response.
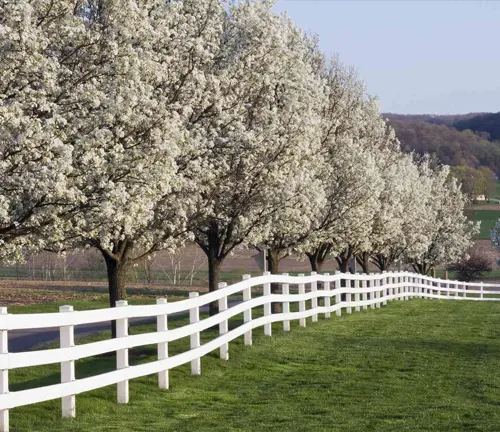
[467,204,500,211]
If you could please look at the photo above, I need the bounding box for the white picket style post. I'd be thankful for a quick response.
[189,292,201,375]
[368,276,375,309]
[218,282,229,360]
[335,271,341,317]
[362,275,368,310]
[324,273,331,318]
[375,277,381,308]
[298,273,306,327]
[156,298,169,390]
[480,282,484,300]
[437,280,441,298]
[346,276,353,314]
[404,274,409,301]
[242,274,252,345]
[59,305,75,418]
[387,271,396,302]
[455,282,459,298]
[446,280,451,299]
[311,272,318,322]
[0,307,8,432]
[382,271,388,306]
[396,273,400,301]
[116,300,129,404]
[464,283,467,299]
[354,275,360,312]
[282,273,290,331]
[263,271,272,336]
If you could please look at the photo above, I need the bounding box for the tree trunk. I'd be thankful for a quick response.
[103,253,128,338]
[306,252,323,273]
[356,252,370,274]
[336,256,349,273]
[412,262,431,275]
[207,250,223,316]
[267,249,282,313]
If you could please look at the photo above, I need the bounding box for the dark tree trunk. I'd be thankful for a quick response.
[335,256,350,273]
[103,253,128,338]
[356,252,370,274]
[267,249,282,313]
[412,262,431,275]
[306,243,332,273]
[307,253,321,272]
[335,249,353,301]
[372,254,396,272]
[207,250,223,316]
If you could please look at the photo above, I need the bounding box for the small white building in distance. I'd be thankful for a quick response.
[476,194,487,201]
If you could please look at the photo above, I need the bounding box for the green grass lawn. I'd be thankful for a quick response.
[465,209,500,239]
[7,299,500,431]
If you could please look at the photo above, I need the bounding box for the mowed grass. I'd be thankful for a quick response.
[465,209,500,239]
[7,299,500,431]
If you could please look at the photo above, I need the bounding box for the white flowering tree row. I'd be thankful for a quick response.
[1,0,477,322]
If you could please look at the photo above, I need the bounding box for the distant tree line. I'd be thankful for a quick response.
[387,115,500,182]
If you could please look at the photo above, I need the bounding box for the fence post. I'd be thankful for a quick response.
[362,275,369,310]
[346,275,353,314]
[464,283,467,299]
[382,271,388,306]
[311,272,318,322]
[189,292,201,375]
[335,271,341,317]
[375,276,381,308]
[455,281,458,298]
[282,273,290,331]
[59,305,75,418]
[404,274,409,301]
[218,282,229,360]
[156,298,169,389]
[446,279,451,299]
[242,274,252,345]
[354,274,361,312]
[298,273,306,327]
[480,282,484,300]
[263,271,272,336]
[116,300,129,404]
[0,307,8,432]
[324,273,331,318]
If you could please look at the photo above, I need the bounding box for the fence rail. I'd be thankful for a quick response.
[0,270,499,431]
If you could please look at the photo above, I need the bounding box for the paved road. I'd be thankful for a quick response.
[9,301,241,353]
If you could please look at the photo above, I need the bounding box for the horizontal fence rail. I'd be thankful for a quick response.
[0,271,499,431]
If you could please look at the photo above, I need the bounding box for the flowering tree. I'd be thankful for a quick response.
[2,0,226,338]
[191,3,326,313]
[364,152,423,272]
[406,160,477,274]
[0,0,78,262]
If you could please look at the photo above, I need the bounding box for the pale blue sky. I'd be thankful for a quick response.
[273,0,500,115]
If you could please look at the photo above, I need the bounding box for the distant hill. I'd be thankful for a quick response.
[385,113,500,175]
[455,112,500,141]
[385,112,485,127]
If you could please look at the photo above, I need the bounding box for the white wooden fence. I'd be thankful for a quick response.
[0,270,499,431]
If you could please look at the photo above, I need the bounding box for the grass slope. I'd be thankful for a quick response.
[465,209,500,239]
[9,300,500,431]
